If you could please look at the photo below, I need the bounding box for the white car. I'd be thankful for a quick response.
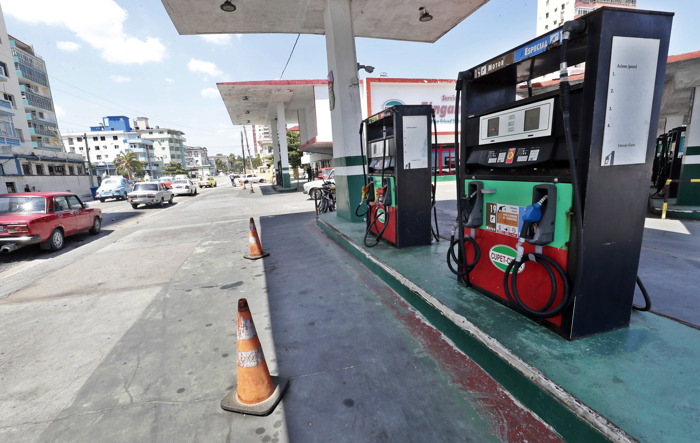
[171,179,197,196]
[303,169,334,199]
[127,182,174,209]
[241,174,265,183]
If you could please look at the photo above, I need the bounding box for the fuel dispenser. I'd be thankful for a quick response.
[450,8,672,339]
[360,105,433,248]
[653,126,685,197]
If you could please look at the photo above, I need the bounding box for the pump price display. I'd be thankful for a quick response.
[485,203,524,238]
[601,36,660,167]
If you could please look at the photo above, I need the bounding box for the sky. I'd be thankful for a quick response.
[0,0,696,156]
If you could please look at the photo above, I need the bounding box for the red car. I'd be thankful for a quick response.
[0,192,102,254]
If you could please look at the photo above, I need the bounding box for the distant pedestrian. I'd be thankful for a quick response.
[306,166,313,182]
[24,184,31,192]
[32,186,36,192]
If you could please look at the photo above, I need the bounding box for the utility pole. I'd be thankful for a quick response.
[240,132,247,176]
[243,125,255,172]
[83,133,94,187]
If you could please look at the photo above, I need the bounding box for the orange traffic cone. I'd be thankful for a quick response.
[221,298,288,415]
[242,180,247,190]
[243,218,269,260]
[249,183,255,194]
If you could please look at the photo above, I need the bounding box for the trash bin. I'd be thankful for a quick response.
[90,186,99,199]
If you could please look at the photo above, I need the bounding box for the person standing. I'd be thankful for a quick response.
[306,166,313,182]
[24,184,31,192]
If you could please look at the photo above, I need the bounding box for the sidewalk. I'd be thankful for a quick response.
[317,204,700,442]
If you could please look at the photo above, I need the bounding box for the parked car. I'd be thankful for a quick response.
[0,192,102,253]
[95,176,131,202]
[303,169,335,199]
[158,176,173,189]
[127,182,174,209]
[198,176,217,188]
[241,173,265,183]
[171,179,197,196]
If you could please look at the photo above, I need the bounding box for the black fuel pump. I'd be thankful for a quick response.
[451,7,672,339]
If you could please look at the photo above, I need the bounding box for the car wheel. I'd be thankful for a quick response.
[89,217,102,234]
[48,228,64,251]
[158,198,164,208]
[310,188,320,200]
[169,195,174,204]
[131,203,139,209]
[99,198,105,203]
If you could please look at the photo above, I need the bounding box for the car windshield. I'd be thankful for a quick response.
[101,178,120,185]
[0,196,47,214]
[173,180,187,185]
[134,183,158,191]
[159,177,172,182]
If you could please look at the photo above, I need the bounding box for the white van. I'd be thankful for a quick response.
[95,176,131,202]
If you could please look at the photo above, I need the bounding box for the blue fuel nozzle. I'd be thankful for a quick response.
[522,195,548,223]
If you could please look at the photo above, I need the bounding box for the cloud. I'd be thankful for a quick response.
[188,59,224,78]
[2,0,165,64]
[110,75,131,83]
[165,77,175,84]
[200,34,232,45]
[201,88,220,99]
[57,41,80,52]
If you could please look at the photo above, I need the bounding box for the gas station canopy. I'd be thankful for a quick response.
[162,0,488,43]
[217,80,326,126]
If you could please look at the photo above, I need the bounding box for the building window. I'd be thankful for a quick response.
[2,93,15,108]
[68,137,74,145]
[48,165,55,175]
[77,136,82,142]
[100,136,105,141]
[562,3,565,9]
[546,12,549,18]
[6,182,16,193]
[93,137,98,141]
[96,155,102,160]
[113,136,118,140]
[36,164,45,175]
[22,163,32,175]
[95,146,100,150]
[68,166,74,175]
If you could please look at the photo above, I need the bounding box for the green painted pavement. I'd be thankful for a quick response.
[318,213,700,443]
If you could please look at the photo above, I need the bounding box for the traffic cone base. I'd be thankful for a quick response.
[221,375,289,416]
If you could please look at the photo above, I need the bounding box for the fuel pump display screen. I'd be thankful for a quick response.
[524,108,541,131]
[479,98,554,145]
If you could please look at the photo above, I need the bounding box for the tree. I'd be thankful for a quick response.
[162,161,188,175]
[215,158,228,173]
[287,131,301,168]
[113,151,144,179]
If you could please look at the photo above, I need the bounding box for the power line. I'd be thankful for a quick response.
[279,34,301,79]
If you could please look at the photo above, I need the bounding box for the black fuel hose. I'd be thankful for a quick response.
[431,112,440,241]
[503,252,572,317]
[453,75,468,285]
[364,203,389,247]
[633,276,652,311]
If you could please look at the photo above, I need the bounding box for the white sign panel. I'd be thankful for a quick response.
[601,37,660,167]
[402,116,428,169]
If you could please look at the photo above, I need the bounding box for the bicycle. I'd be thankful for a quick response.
[315,181,336,215]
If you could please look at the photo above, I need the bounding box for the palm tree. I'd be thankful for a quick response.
[113,151,144,180]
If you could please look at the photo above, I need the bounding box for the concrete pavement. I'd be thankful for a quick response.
[0,179,558,442]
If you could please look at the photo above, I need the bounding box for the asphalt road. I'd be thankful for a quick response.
[0,178,559,442]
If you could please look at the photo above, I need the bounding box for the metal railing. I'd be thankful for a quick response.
[660,178,700,219]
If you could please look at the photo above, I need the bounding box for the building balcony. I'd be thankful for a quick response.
[26,112,57,125]
[0,65,7,83]
[30,126,60,138]
[20,86,54,112]
[32,140,62,151]
[0,98,14,116]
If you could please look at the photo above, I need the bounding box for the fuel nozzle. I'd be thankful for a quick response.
[519,195,548,240]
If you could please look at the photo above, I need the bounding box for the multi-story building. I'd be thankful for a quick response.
[254,124,271,157]
[536,0,636,35]
[184,146,214,178]
[134,117,187,167]
[10,35,62,151]
[0,5,88,195]
[63,116,132,177]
